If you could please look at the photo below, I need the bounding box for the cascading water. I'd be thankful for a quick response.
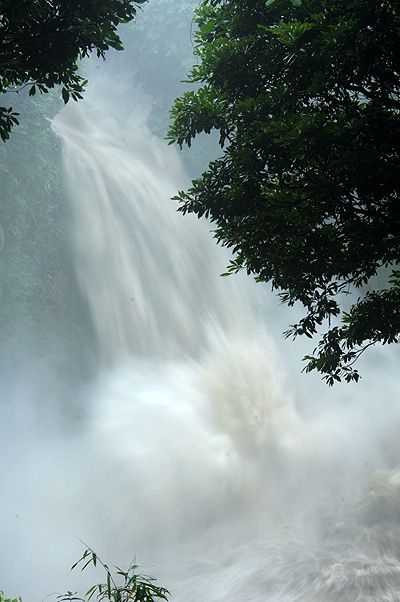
[54,76,261,365]
[50,73,400,601]
[2,58,400,602]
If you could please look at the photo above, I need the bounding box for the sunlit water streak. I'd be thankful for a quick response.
[1,74,400,601]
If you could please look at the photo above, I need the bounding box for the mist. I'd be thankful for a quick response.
[1,2,400,601]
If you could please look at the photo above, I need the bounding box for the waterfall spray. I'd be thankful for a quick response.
[1,60,400,602]
[52,74,400,601]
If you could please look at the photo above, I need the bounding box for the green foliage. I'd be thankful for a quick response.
[0,591,21,602]
[0,549,169,602]
[169,0,400,384]
[0,0,146,140]
[58,548,169,602]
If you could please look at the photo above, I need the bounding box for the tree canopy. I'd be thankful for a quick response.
[169,0,400,384]
[0,0,146,140]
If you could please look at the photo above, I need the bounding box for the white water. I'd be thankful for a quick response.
[2,73,400,600]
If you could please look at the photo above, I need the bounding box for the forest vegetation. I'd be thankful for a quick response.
[169,0,400,384]
[0,0,146,140]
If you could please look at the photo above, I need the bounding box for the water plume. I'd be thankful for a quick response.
[52,74,400,601]
[1,60,400,602]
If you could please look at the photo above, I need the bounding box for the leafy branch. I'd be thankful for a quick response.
[57,547,169,602]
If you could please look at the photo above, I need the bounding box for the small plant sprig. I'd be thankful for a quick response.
[0,591,21,602]
[57,546,170,602]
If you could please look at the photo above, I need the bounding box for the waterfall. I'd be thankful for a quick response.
[1,67,400,601]
[52,77,262,366]
[51,74,400,601]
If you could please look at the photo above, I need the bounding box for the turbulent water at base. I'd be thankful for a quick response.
[2,72,400,600]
